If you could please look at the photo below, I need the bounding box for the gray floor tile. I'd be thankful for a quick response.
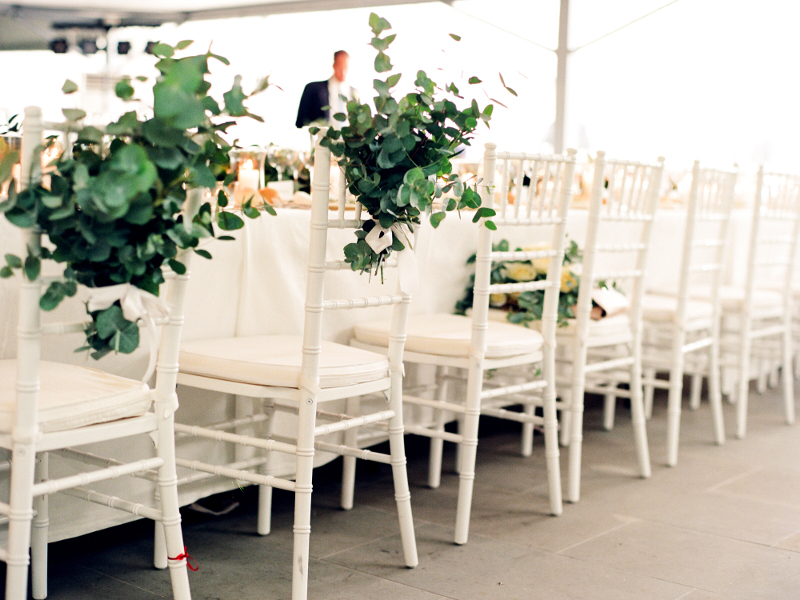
[561,519,800,599]
[327,523,691,600]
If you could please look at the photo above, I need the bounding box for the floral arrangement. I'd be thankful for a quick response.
[0,40,273,358]
[314,13,510,275]
[455,239,582,327]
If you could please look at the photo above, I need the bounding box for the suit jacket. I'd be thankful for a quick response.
[295,80,329,128]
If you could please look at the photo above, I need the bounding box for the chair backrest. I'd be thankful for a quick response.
[675,161,737,323]
[477,144,577,348]
[742,167,800,311]
[576,152,665,332]
[304,135,411,394]
[13,105,195,437]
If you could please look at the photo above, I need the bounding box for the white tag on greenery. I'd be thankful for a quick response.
[365,220,419,294]
[86,284,172,398]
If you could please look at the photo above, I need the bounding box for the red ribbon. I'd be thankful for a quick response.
[168,546,199,571]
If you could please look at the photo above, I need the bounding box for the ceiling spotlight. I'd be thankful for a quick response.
[117,41,131,55]
[79,38,98,55]
[145,41,157,55]
[49,38,68,54]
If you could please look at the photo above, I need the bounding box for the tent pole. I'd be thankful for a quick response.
[554,0,570,154]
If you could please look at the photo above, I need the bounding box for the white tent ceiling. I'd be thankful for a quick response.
[0,0,437,50]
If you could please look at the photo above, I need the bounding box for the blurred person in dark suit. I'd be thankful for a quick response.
[295,50,358,128]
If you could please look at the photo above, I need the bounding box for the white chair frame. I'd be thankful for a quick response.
[561,151,663,502]
[2,106,192,600]
[635,161,736,466]
[172,136,417,600]
[722,167,800,438]
[352,143,577,544]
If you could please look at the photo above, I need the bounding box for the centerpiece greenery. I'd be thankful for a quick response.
[314,13,507,275]
[455,239,582,327]
[0,40,273,359]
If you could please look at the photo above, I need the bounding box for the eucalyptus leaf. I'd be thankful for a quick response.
[62,79,78,94]
[62,108,86,122]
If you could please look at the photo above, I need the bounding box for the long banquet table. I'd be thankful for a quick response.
[0,204,753,542]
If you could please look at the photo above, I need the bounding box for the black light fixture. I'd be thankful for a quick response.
[144,41,157,55]
[49,38,68,54]
[117,41,131,55]
[78,38,98,55]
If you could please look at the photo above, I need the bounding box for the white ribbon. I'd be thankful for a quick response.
[86,284,172,404]
[364,220,419,295]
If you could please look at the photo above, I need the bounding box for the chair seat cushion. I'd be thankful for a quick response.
[552,313,632,338]
[653,285,784,310]
[642,294,714,322]
[354,313,543,359]
[0,360,151,434]
[180,335,389,389]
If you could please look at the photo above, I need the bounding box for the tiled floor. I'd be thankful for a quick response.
[7,382,800,599]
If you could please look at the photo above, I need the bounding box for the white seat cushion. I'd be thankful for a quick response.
[354,313,543,359]
[642,294,714,322]
[0,360,151,434]
[180,335,389,389]
[485,308,631,338]
[655,285,784,310]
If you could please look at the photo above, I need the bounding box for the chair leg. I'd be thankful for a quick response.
[603,381,618,430]
[541,346,562,516]
[756,358,768,393]
[292,398,316,600]
[31,452,49,600]
[736,324,753,439]
[708,337,726,446]
[567,353,586,504]
[154,518,167,569]
[630,345,652,479]
[428,367,449,489]
[689,374,703,411]
[454,367,482,545]
[643,368,656,420]
[387,378,418,567]
[157,417,191,600]
[666,333,686,468]
[6,439,37,600]
[783,324,795,425]
[521,400,535,457]
[340,397,359,511]
[559,390,572,447]
[259,401,277,535]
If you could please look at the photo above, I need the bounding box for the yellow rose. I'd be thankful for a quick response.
[523,242,552,274]
[560,266,579,292]
[489,293,508,307]
[504,262,537,282]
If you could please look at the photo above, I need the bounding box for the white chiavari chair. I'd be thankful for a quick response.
[1,107,192,600]
[171,135,417,600]
[559,152,663,503]
[627,161,736,466]
[716,168,800,438]
[351,143,576,544]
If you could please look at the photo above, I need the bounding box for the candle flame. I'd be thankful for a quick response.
[241,159,254,170]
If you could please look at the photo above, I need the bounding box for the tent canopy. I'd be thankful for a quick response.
[0,0,436,50]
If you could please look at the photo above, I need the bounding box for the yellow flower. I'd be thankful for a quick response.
[523,242,552,274]
[489,293,508,307]
[560,266,579,292]
[504,262,537,282]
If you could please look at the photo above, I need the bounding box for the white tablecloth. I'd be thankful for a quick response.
[0,205,751,541]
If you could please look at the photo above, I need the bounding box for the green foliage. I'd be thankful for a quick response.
[319,13,496,274]
[0,41,273,359]
[455,238,582,328]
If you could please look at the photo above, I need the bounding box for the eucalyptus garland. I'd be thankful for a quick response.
[314,13,502,274]
[0,40,273,359]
